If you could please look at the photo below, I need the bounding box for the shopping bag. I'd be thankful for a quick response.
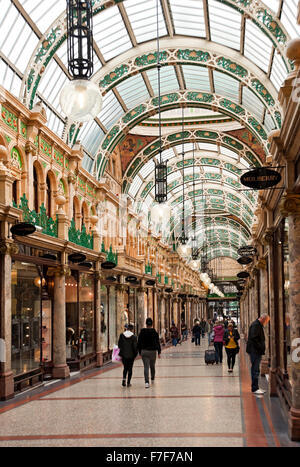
[112,345,122,362]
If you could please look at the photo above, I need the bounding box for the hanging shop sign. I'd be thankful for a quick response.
[237,246,257,257]
[146,279,156,286]
[101,260,117,270]
[69,253,87,263]
[125,276,138,283]
[240,168,281,190]
[106,276,117,282]
[237,271,250,279]
[10,222,36,236]
[237,256,253,265]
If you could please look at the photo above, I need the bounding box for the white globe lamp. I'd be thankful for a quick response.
[60,79,103,123]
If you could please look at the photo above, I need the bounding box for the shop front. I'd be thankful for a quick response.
[65,269,96,371]
[11,243,60,392]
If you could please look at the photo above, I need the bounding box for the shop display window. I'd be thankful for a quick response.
[66,273,79,360]
[79,273,95,355]
[100,285,108,351]
[11,261,42,375]
[283,219,291,378]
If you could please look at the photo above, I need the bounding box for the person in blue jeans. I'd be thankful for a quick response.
[170,322,179,346]
[246,314,270,395]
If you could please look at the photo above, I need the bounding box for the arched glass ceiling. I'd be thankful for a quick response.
[0,0,297,170]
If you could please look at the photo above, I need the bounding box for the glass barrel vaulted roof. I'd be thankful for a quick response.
[0,0,297,261]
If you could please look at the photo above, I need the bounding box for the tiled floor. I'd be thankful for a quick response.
[0,338,299,447]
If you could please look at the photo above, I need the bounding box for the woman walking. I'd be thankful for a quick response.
[224,322,240,372]
[118,324,138,387]
[212,321,225,364]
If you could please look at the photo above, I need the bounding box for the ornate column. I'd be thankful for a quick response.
[257,258,270,375]
[137,286,147,334]
[48,265,70,379]
[280,193,300,440]
[159,291,166,343]
[95,268,103,367]
[0,240,18,400]
[116,283,126,339]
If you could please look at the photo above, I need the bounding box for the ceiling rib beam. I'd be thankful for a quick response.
[160,0,175,38]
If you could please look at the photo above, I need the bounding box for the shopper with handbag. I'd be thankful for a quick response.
[223,322,240,372]
[118,324,138,387]
[212,321,225,364]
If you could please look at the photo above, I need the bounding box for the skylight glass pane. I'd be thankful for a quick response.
[93,6,132,61]
[169,0,206,37]
[44,106,65,137]
[98,91,124,129]
[129,176,143,197]
[146,66,179,94]
[213,71,239,102]
[182,65,211,92]
[18,0,66,33]
[116,74,149,109]
[242,87,265,122]
[82,151,95,173]
[281,0,300,39]
[263,0,280,14]
[140,160,155,178]
[198,143,218,152]
[220,147,239,159]
[125,0,167,43]
[79,120,105,156]
[244,20,273,73]
[0,2,39,74]
[209,0,241,50]
[264,112,276,133]
[0,59,22,97]
[270,53,288,91]
[39,61,70,109]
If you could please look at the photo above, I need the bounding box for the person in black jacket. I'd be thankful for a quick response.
[118,324,138,387]
[137,317,161,388]
[246,314,270,395]
[192,321,201,346]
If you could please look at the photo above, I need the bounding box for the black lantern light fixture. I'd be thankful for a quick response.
[150,0,171,229]
[60,0,102,123]
[191,142,199,261]
[178,105,188,247]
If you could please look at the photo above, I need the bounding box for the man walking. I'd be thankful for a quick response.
[246,313,270,395]
[138,317,161,388]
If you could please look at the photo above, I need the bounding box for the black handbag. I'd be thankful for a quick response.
[191,337,195,343]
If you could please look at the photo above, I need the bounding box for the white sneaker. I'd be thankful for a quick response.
[145,383,150,388]
[253,389,265,395]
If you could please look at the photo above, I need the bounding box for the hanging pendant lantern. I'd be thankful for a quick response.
[60,0,102,122]
[67,0,94,79]
[155,159,168,203]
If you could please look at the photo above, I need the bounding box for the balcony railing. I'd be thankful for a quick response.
[13,194,58,238]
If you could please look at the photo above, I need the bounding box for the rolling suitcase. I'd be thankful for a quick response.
[205,348,216,365]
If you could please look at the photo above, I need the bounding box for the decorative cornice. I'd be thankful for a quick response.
[47,265,71,277]
[262,228,274,245]
[0,240,19,256]
[279,193,300,217]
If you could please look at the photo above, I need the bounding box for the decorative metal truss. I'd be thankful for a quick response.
[95,89,271,177]
[20,0,292,112]
[1,0,296,172]
[2,0,297,262]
